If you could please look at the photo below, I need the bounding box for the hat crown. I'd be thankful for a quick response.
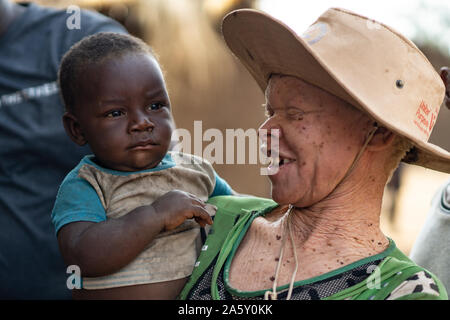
[304,8,444,143]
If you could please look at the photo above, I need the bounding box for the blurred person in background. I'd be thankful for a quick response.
[410,67,450,292]
[0,0,126,299]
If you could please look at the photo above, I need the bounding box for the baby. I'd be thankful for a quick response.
[52,33,233,299]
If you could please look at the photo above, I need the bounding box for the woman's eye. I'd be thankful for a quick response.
[290,113,304,121]
[287,109,305,120]
[148,102,165,111]
[106,110,124,118]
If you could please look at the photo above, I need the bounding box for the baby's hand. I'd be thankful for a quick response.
[151,190,215,231]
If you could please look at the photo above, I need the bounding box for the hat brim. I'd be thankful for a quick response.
[222,9,450,173]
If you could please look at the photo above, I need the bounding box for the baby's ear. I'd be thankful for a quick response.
[62,112,87,146]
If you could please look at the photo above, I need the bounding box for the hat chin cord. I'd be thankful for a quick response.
[264,123,379,300]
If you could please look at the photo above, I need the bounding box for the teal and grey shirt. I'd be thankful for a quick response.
[51,151,232,289]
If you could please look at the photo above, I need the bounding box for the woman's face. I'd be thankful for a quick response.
[260,75,371,207]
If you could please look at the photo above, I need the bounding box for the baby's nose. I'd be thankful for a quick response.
[130,112,154,132]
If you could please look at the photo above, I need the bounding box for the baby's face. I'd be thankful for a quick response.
[74,53,174,171]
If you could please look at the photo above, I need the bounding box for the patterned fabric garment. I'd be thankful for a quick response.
[386,271,440,300]
[187,256,441,300]
[188,257,385,300]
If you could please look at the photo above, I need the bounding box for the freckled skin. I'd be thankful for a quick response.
[260,75,371,207]
[228,75,393,293]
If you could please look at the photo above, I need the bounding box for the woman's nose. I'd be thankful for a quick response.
[129,111,155,132]
[258,117,282,141]
[258,118,281,155]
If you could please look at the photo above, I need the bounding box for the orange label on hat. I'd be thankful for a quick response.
[413,100,437,138]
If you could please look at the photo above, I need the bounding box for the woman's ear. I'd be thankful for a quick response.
[62,112,87,146]
[366,126,395,151]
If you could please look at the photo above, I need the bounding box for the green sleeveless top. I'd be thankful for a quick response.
[179,196,448,300]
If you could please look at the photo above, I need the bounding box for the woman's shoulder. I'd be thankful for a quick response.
[354,246,448,300]
[385,270,444,300]
[316,242,447,300]
[381,247,447,300]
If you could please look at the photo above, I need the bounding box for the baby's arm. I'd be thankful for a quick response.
[57,190,213,277]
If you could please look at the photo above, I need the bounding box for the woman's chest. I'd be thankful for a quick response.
[225,218,341,292]
[226,218,301,292]
[228,241,282,291]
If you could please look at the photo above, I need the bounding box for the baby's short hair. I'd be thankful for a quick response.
[58,32,155,112]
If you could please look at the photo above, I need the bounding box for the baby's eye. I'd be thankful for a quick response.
[148,102,166,111]
[106,110,124,118]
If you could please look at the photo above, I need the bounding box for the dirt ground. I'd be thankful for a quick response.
[380,164,450,255]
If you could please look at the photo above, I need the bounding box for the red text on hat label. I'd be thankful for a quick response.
[413,100,437,138]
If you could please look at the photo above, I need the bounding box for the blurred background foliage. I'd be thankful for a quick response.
[19,0,450,254]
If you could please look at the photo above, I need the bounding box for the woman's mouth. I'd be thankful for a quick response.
[267,155,296,175]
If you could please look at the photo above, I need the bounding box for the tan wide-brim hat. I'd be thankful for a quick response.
[222,8,450,173]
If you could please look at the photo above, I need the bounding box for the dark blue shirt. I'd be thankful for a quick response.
[0,2,126,299]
